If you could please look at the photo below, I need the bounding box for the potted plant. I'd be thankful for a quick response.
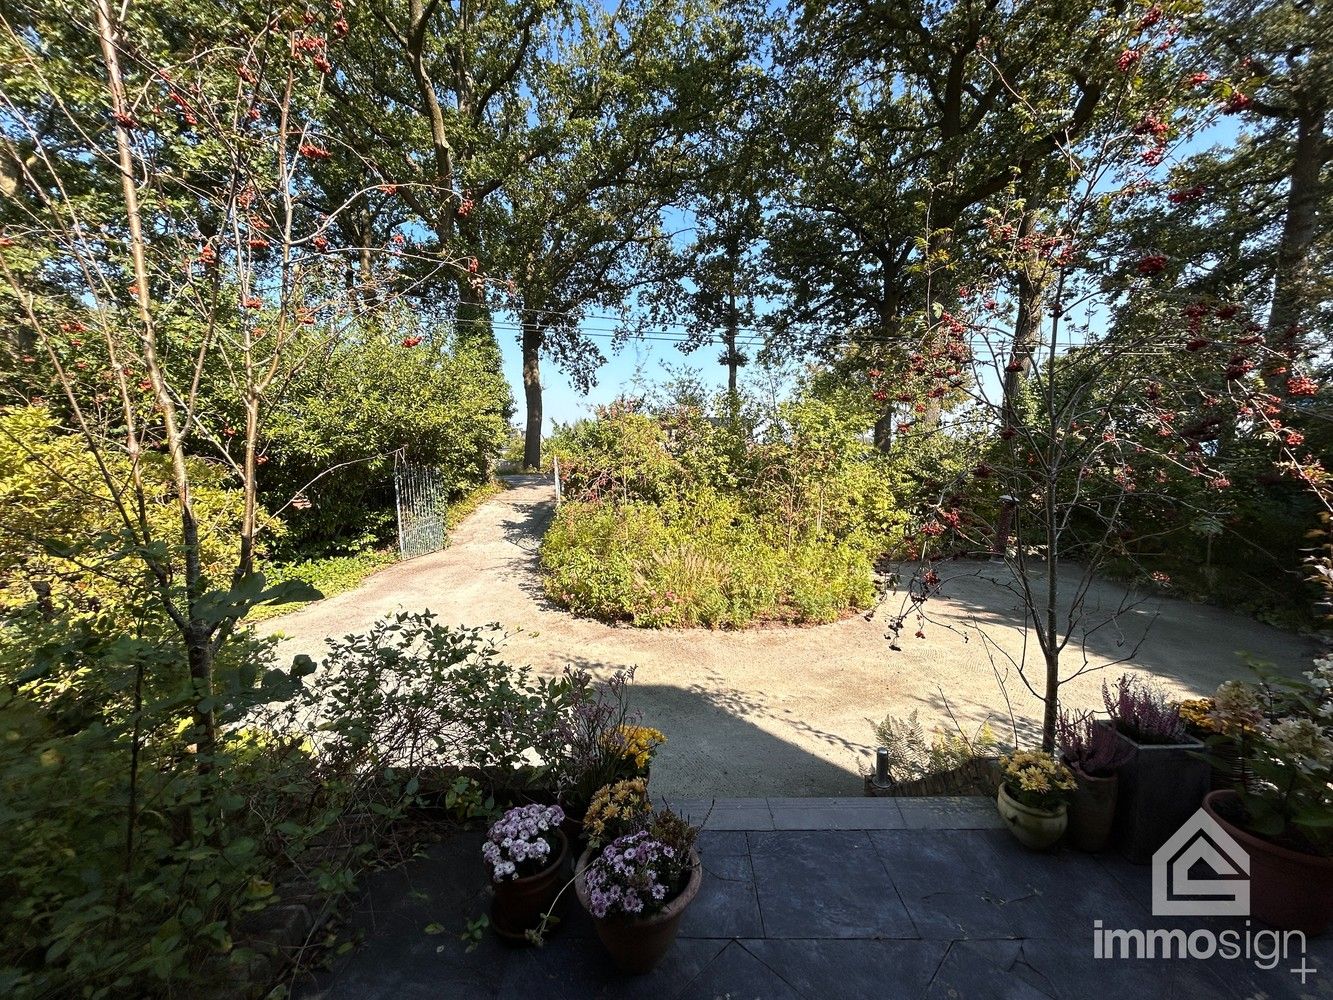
[552,667,642,842]
[1179,683,1258,791]
[482,803,569,941]
[1102,674,1210,863]
[995,750,1076,850]
[1056,709,1132,852]
[583,777,653,847]
[574,807,702,973]
[605,724,667,783]
[1202,659,1333,934]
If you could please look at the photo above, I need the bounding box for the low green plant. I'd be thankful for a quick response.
[872,709,998,784]
[541,495,876,628]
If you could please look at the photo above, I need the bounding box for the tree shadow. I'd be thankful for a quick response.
[917,558,1316,698]
[555,653,867,797]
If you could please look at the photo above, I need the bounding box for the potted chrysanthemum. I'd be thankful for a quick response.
[573,808,702,973]
[995,750,1076,849]
[1202,659,1333,934]
[481,803,568,941]
[583,778,653,847]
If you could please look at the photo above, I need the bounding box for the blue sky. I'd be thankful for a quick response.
[491,113,1245,434]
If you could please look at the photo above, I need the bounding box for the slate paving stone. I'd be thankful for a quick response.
[741,938,949,1000]
[897,796,1007,830]
[675,941,805,1000]
[497,936,726,1000]
[870,829,1052,940]
[298,802,1333,1000]
[770,803,907,831]
[678,850,765,939]
[748,830,917,939]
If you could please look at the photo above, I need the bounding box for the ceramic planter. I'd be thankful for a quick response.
[996,782,1068,850]
[1066,765,1118,853]
[489,828,569,942]
[1106,723,1210,864]
[1203,790,1333,936]
[574,845,702,973]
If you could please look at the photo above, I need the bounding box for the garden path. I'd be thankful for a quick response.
[266,475,1319,798]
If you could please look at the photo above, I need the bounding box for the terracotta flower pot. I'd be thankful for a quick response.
[574,845,702,974]
[1203,790,1333,936]
[489,828,569,942]
[996,782,1067,850]
[1066,765,1118,853]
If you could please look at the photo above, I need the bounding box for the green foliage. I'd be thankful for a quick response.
[542,495,876,627]
[0,609,566,998]
[542,386,906,627]
[0,406,280,624]
[261,324,511,553]
[872,709,998,784]
[247,546,397,624]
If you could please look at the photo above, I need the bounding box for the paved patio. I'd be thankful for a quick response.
[296,798,1332,1000]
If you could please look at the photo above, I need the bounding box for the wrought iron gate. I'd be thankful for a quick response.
[394,450,446,559]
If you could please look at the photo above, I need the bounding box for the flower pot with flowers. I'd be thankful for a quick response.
[482,803,569,941]
[1179,682,1259,791]
[583,778,654,848]
[1202,658,1333,935]
[996,750,1076,849]
[1055,709,1132,853]
[574,807,703,973]
[552,667,646,843]
[604,724,667,783]
[1102,674,1210,863]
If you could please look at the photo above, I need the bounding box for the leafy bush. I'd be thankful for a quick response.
[0,610,571,998]
[261,324,511,554]
[0,405,278,624]
[542,493,877,627]
[542,387,908,628]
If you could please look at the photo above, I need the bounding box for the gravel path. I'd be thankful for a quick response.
[265,475,1318,799]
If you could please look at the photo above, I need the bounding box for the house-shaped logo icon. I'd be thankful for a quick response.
[1152,809,1250,916]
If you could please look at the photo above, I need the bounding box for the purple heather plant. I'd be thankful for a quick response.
[582,831,679,919]
[1102,674,1187,745]
[1056,708,1132,777]
[481,803,565,882]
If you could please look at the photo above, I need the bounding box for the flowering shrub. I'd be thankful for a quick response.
[583,778,652,846]
[1055,710,1131,777]
[581,825,700,919]
[482,804,565,882]
[553,667,642,817]
[1000,750,1076,811]
[1222,661,1333,856]
[1103,674,1187,745]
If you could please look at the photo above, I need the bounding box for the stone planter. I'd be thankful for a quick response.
[1066,765,1118,853]
[490,829,569,942]
[574,845,702,973]
[1106,723,1209,864]
[1204,790,1333,936]
[996,782,1068,850]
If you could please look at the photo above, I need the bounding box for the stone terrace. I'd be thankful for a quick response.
[297,798,1332,1000]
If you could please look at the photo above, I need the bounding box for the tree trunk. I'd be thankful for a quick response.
[1266,103,1326,356]
[1002,211,1047,429]
[873,408,895,451]
[522,320,543,470]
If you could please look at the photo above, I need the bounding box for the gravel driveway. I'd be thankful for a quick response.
[265,476,1318,799]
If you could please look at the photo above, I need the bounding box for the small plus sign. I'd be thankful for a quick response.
[1291,958,1318,985]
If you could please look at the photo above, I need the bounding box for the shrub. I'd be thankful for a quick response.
[541,496,876,627]
[0,610,570,998]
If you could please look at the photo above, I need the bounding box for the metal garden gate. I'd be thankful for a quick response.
[393,450,447,559]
